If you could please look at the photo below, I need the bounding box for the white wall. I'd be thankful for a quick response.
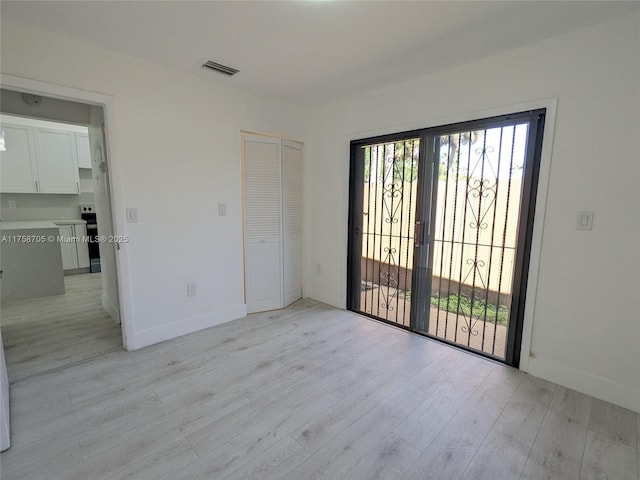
[303,14,640,412]
[1,20,306,348]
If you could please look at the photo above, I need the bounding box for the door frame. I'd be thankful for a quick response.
[347,98,558,371]
[1,73,135,350]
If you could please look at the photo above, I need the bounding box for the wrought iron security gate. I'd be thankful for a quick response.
[348,137,420,328]
[347,111,545,366]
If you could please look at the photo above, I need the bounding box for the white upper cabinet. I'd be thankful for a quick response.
[0,115,85,194]
[75,132,92,169]
[0,125,38,193]
[33,128,80,194]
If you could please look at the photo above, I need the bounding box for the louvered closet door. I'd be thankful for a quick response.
[242,135,283,313]
[282,141,303,306]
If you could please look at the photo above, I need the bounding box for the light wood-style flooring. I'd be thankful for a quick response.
[1,273,122,382]
[360,286,508,359]
[1,299,638,479]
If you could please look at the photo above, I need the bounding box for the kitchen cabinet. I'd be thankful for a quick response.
[0,125,38,193]
[0,117,83,194]
[57,223,90,271]
[58,225,77,270]
[75,132,92,169]
[33,128,80,193]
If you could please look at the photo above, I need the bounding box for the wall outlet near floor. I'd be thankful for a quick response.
[7,200,16,209]
[187,283,197,297]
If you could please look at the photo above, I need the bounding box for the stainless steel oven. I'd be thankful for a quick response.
[80,204,101,273]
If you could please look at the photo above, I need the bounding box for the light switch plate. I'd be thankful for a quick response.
[576,211,594,230]
[126,207,138,223]
[218,203,227,216]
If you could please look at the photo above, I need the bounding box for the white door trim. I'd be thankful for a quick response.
[1,73,136,350]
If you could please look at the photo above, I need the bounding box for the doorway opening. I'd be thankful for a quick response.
[347,110,545,366]
[0,88,123,381]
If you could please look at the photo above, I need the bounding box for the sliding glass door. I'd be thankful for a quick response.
[348,136,421,328]
[347,110,545,366]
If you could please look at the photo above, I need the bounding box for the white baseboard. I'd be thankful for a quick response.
[102,294,121,324]
[303,287,344,309]
[526,356,640,413]
[131,304,247,350]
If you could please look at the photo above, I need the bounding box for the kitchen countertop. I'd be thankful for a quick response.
[0,219,86,230]
[53,219,87,225]
[0,221,60,231]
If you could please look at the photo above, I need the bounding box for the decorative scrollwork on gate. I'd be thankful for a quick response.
[382,155,404,225]
[466,146,498,230]
[378,247,399,311]
[457,259,491,337]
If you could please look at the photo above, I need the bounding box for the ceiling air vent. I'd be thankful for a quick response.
[201,60,239,77]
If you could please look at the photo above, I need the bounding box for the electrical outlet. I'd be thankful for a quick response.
[7,200,16,209]
[187,283,197,297]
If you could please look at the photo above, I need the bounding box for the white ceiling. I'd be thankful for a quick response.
[2,1,638,105]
